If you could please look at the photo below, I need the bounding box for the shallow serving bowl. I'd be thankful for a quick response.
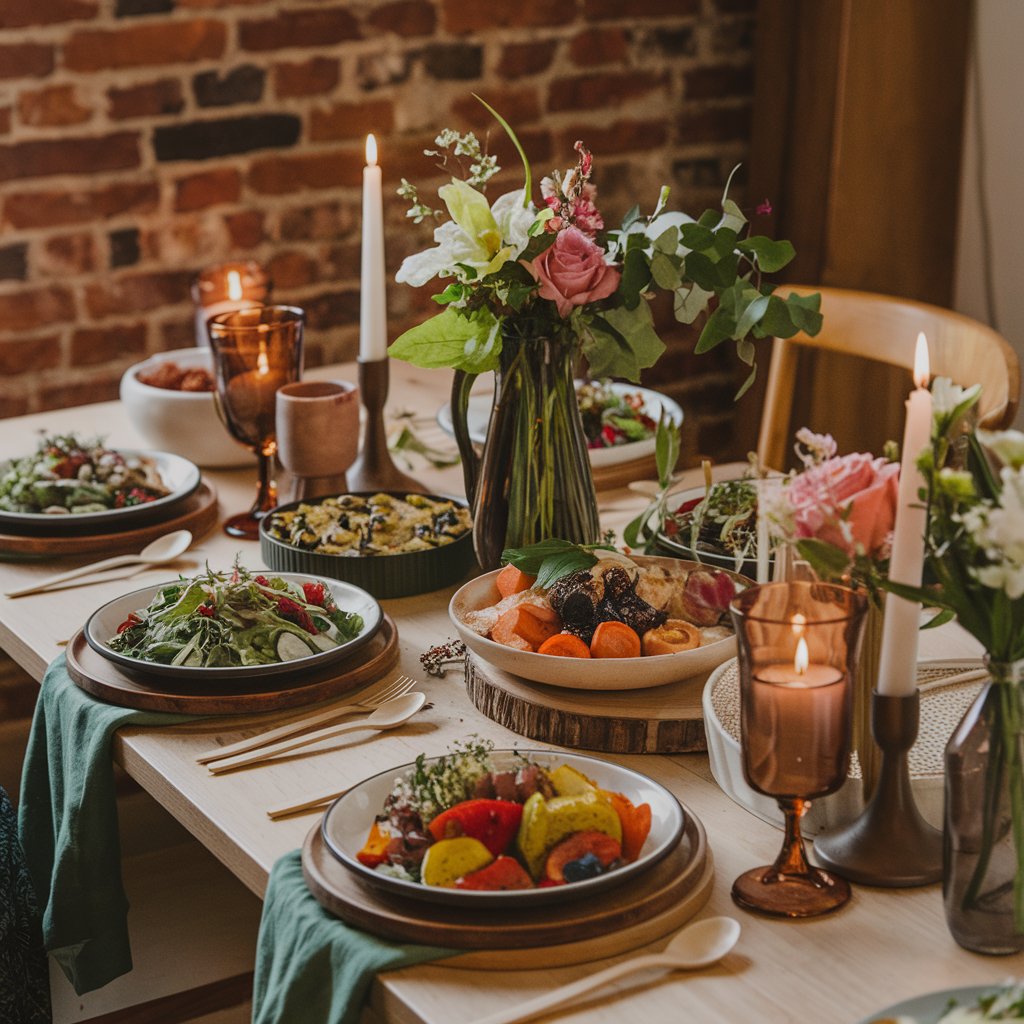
[449,554,745,691]
[120,347,250,468]
[322,749,685,908]
[259,492,477,600]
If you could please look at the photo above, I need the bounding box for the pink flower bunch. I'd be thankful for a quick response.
[785,451,899,559]
[540,141,605,238]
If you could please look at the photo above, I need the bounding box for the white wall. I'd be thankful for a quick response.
[955,0,1024,427]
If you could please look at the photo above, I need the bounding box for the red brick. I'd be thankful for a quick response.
[39,233,97,276]
[0,0,96,29]
[17,85,91,128]
[224,210,265,248]
[70,322,146,367]
[279,201,356,242]
[0,287,75,332]
[584,0,699,17]
[557,119,667,157]
[174,168,241,212]
[452,88,540,129]
[40,376,120,411]
[239,9,360,52]
[266,250,319,289]
[64,20,226,72]
[3,181,158,230]
[0,335,61,375]
[0,109,10,135]
[683,63,754,100]
[248,150,362,195]
[367,0,436,36]
[84,271,193,318]
[161,318,195,350]
[497,40,558,79]
[178,0,272,7]
[0,44,54,80]
[547,71,669,112]
[0,393,30,417]
[676,104,752,144]
[323,242,360,280]
[0,133,140,184]
[443,0,574,33]
[568,27,629,66]
[309,99,394,142]
[302,288,360,329]
[274,57,339,99]
[108,79,184,120]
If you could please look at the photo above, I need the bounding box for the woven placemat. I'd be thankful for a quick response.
[710,659,985,780]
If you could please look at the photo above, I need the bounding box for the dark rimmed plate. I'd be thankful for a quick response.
[321,749,686,908]
[0,449,201,533]
[259,491,476,599]
[84,572,382,681]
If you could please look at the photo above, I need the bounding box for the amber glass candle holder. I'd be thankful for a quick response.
[731,581,867,918]
[192,259,271,347]
[208,305,304,539]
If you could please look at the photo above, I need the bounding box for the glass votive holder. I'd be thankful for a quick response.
[730,580,867,918]
[192,260,271,348]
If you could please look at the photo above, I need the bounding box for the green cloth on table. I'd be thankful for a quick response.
[17,654,197,995]
[253,850,457,1024]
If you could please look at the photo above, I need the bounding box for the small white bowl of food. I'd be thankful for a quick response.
[120,347,249,468]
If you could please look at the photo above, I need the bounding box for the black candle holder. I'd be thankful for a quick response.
[347,357,424,494]
[813,689,942,886]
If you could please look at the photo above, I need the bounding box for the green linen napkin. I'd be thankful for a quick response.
[253,850,457,1024]
[18,654,198,995]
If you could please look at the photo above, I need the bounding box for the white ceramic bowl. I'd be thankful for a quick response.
[120,348,250,468]
[448,555,744,691]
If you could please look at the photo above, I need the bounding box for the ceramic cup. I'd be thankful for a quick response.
[276,380,360,501]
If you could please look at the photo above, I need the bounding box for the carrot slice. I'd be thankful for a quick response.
[492,606,559,651]
[496,564,536,599]
[537,633,592,658]
[590,620,641,659]
[605,791,652,861]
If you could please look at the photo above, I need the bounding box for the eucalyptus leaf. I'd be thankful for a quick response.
[653,226,679,254]
[650,250,682,290]
[388,307,501,373]
[673,283,714,325]
[695,306,737,354]
[738,236,796,274]
[795,538,852,579]
[734,293,770,341]
[734,363,758,400]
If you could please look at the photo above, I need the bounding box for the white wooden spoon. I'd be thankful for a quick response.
[472,916,741,1024]
[5,530,193,598]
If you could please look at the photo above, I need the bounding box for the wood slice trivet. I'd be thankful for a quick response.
[65,613,399,715]
[0,480,219,559]
[465,652,708,754]
[302,806,712,968]
[590,452,658,492]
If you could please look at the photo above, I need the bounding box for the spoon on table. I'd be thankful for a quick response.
[207,692,427,774]
[5,530,194,598]
[472,916,741,1024]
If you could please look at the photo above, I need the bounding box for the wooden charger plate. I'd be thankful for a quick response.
[465,652,708,754]
[0,480,219,559]
[65,612,399,715]
[301,802,712,969]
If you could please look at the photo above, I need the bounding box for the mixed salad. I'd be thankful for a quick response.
[356,740,652,891]
[577,380,657,450]
[0,434,170,515]
[880,983,1024,1023]
[662,479,758,569]
[108,565,364,668]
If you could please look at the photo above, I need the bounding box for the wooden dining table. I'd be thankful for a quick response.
[1,359,1020,1024]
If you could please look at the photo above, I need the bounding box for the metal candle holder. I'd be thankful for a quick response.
[346,357,424,493]
[813,689,942,886]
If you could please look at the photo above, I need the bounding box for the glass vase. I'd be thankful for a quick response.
[451,320,600,570]
[944,656,1024,954]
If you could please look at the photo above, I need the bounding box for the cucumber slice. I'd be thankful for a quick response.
[276,631,314,661]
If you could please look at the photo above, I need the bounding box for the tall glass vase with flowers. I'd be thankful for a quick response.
[883,380,1024,953]
[389,98,822,568]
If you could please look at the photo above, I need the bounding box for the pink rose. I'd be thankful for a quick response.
[787,453,899,558]
[528,227,620,317]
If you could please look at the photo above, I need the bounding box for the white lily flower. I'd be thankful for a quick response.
[979,429,1024,470]
[931,377,981,415]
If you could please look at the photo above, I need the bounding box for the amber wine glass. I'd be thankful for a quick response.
[208,305,304,539]
[730,581,866,918]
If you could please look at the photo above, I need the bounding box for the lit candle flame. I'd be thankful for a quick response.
[227,269,242,302]
[256,343,269,376]
[913,332,930,389]
[791,612,806,636]
[365,133,378,167]
[794,636,809,676]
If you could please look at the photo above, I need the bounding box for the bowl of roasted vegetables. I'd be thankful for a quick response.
[259,491,475,599]
[449,543,746,690]
[85,564,381,680]
[322,740,685,907]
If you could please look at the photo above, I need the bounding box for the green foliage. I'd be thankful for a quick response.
[500,538,616,588]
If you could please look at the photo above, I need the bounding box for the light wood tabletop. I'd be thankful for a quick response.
[1,360,1018,1024]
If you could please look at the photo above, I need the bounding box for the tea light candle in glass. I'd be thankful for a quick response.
[192,260,270,348]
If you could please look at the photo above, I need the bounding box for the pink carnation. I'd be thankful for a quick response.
[787,452,899,558]
[528,227,620,318]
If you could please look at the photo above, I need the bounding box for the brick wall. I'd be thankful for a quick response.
[0,0,756,456]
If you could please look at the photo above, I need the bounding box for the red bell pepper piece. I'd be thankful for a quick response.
[427,799,524,858]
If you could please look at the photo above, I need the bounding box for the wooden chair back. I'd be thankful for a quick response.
[757,285,1021,470]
